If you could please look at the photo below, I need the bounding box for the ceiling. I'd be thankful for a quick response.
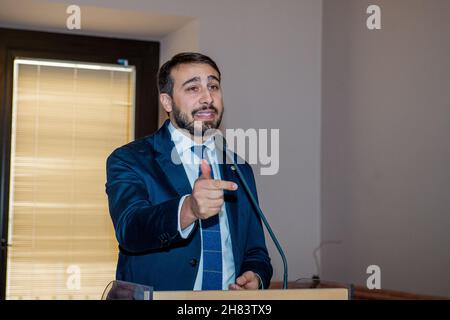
[0,0,193,40]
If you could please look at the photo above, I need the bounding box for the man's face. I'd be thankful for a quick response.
[161,63,224,137]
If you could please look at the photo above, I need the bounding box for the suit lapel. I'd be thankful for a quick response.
[151,120,192,197]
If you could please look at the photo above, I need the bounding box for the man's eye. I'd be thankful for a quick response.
[209,85,220,91]
[187,86,199,92]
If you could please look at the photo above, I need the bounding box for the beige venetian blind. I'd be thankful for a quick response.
[7,58,135,299]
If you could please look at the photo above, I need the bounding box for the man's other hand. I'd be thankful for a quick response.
[229,271,261,290]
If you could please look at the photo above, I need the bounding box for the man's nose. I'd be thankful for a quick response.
[199,87,213,105]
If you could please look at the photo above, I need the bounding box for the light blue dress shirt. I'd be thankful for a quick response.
[168,122,236,290]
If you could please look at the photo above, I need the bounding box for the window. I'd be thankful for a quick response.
[6,58,135,299]
[0,27,159,300]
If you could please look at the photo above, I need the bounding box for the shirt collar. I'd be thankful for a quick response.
[168,121,216,155]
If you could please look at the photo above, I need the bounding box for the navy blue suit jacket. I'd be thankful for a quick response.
[105,120,272,291]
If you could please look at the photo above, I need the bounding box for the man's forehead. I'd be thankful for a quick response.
[171,63,220,82]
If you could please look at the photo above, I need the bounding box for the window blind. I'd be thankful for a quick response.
[6,58,135,299]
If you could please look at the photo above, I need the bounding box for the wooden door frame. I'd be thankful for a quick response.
[0,27,160,299]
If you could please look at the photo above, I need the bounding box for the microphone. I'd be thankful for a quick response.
[215,134,289,289]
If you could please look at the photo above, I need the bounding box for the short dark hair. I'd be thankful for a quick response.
[157,52,221,97]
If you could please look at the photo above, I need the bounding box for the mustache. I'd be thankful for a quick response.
[191,105,219,117]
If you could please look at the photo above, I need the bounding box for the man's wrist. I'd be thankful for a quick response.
[177,195,195,238]
[180,195,197,229]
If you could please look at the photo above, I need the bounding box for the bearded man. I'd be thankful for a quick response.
[106,52,272,291]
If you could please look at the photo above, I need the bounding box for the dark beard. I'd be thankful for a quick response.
[172,102,223,136]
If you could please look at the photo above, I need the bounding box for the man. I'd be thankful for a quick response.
[106,52,272,291]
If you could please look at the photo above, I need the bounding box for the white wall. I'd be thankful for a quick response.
[322,0,450,297]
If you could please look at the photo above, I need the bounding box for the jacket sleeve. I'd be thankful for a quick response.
[238,163,274,289]
[105,146,186,253]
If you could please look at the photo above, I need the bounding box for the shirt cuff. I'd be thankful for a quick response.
[255,273,264,290]
[177,194,195,239]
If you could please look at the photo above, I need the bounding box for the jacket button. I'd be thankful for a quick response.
[189,258,198,267]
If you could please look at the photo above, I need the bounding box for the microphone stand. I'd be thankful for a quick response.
[221,140,289,289]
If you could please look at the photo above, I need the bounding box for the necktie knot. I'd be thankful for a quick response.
[191,145,214,179]
[191,145,207,160]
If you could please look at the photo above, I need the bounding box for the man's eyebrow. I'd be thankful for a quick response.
[181,76,201,87]
[208,75,220,83]
[181,75,221,87]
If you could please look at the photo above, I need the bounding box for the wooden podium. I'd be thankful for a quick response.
[102,280,349,300]
[153,288,349,300]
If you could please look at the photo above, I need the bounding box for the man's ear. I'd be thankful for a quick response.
[160,93,173,113]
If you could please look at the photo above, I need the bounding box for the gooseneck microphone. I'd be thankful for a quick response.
[216,134,288,289]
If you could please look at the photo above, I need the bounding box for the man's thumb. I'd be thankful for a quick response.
[199,159,212,179]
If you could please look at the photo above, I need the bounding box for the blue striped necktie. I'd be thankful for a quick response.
[191,145,223,290]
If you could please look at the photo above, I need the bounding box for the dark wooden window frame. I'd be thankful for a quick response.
[0,28,160,299]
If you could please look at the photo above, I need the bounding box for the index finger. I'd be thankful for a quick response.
[208,179,238,191]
